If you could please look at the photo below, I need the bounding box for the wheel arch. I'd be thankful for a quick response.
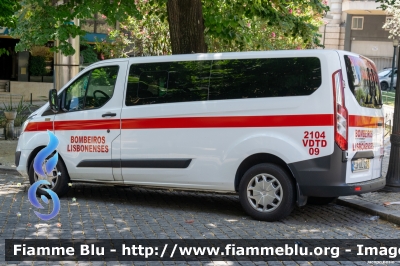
[234,153,295,192]
[27,146,69,180]
[380,81,389,87]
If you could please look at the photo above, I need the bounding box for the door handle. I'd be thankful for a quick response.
[102,113,117,117]
[377,122,383,126]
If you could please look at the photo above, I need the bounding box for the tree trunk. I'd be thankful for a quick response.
[167,0,207,54]
[385,45,400,191]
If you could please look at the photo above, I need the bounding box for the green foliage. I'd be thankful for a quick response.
[99,0,327,58]
[29,56,47,76]
[14,98,33,127]
[95,1,171,58]
[13,0,328,56]
[2,95,14,111]
[1,96,33,127]
[202,0,329,50]
[13,0,141,56]
[379,0,400,39]
[375,0,396,11]
[94,30,133,59]
[81,46,99,64]
[0,0,19,28]
[0,48,10,57]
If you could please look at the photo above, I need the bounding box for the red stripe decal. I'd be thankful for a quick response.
[121,115,334,129]
[24,115,334,132]
[25,121,53,132]
[54,120,120,130]
[349,115,384,128]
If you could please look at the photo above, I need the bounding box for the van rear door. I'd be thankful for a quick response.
[340,52,384,184]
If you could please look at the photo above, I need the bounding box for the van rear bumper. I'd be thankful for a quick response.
[299,176,385,197]
[288,143,385,197]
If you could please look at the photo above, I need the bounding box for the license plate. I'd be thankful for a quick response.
[351,158,370,173]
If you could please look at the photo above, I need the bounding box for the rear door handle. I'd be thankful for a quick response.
[378,122,383,126]
[102,113,117,117]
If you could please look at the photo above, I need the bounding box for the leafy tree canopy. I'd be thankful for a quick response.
[201,0,328,49]
[0,0,20,28]
[379,0,400,39]
[12,0,141,55]
[11,0,328,55]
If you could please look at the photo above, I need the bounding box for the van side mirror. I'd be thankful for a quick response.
[49,89,59,113]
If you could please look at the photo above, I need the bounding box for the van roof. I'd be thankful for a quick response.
[91,49,357,67]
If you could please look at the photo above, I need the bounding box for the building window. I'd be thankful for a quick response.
[81,13,110,34]
[351,17,364,30]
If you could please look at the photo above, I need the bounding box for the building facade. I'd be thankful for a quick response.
[321,0,392,71]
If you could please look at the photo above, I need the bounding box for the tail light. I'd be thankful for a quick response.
[333,70,348,150]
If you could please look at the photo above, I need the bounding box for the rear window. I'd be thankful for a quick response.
[209,57,321,100]
[344,55,382,109]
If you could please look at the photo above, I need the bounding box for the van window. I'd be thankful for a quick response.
[64,66,119,111]
[125,57,321,105]
[64,72,90,111]
[344,55,382,109]
[209,57,321,100]
[138,71,168,99]
[125,61,210,106]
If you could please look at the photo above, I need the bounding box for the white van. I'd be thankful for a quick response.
[15,50,385,221]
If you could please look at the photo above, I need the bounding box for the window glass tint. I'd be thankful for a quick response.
[85,66,119,109]
[165,61,209,103]
[344,55,382,109]
[138,71,168,99]
[125,61,210,106]
[64,72,90,111]
[209,57,321,100]
[64,66,119,111]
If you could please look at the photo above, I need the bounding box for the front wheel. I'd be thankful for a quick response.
[239,163,295,221]
[28,156,70,197]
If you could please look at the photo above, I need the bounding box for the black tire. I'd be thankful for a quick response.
[380,82,388,91]
[307,196,337,205]
[239,163,295,221]
[28,156,70,197]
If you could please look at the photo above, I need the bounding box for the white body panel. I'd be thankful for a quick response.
[16,50,384,195]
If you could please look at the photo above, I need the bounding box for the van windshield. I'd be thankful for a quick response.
[344,55,382,109]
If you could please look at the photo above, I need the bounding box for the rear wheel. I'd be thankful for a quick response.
[307,196,337,205]
[380,82,388,91]
[28,156,70,197]
[239,163,295,221]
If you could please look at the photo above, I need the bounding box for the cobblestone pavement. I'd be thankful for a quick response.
[340,135,400,213]
[1,133,399,265]
[1,172,400,266]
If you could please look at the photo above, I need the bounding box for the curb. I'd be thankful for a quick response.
[337,198,400,225]
[0,166,20,175]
